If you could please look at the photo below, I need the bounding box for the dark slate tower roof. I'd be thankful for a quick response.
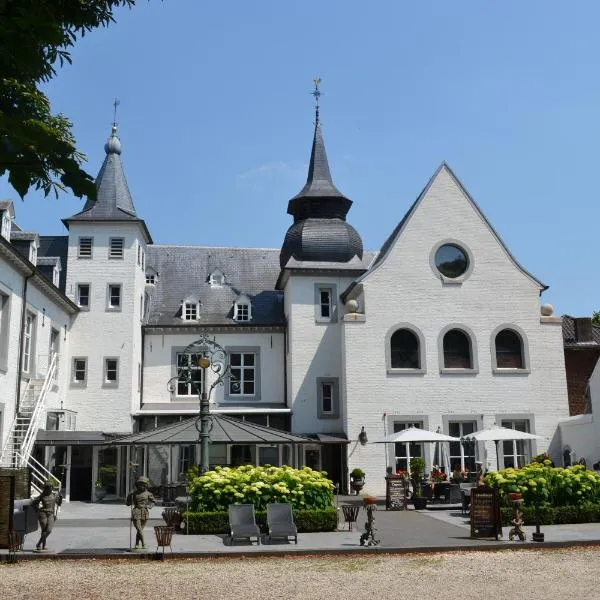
[63,125,152,242]
[280,96,363,268]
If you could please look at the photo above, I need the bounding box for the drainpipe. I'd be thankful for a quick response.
[15,273,33,412]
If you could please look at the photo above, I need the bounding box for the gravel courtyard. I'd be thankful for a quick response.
[2,548,600,600]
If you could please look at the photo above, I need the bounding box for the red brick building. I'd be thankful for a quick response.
[562,316,600,415]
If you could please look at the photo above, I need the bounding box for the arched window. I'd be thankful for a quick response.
[495,329,523,368]
[390,329,420,369]
[443,329,472,368]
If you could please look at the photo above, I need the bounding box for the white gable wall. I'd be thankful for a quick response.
[343,166,569,494]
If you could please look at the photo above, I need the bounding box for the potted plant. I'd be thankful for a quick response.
[95,480,107,501]
[350,468,365,495]
[410,457,428,509]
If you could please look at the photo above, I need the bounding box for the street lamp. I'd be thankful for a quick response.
[167,334,234,473]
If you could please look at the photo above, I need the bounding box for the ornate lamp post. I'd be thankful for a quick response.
[167,334,233,473]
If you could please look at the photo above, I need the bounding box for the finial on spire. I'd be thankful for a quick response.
[312,77,322,125]
[112,98,120,136]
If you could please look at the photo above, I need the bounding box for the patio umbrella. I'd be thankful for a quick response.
[465,426,542,469]
[374,427,460,474]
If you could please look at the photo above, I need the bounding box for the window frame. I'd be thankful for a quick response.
[385,324,427,375]
[109,237,125,259]
[183,301,198,321]
[438,324,479,374]
[392,420,425,473]
[106,283,122,311]
[103,357,119,387]
[0,289,11,372]
[77,283,91,310]
[145,274,155,285]
[233,294,252,322]
[490,324,531,374]
[498,417,535,469]
[78,237,93,259]
[429,239,474,285]
[72,357,87,387]
[225,346,261,401]
[317,377,339,418]
[173,351,204,397]
[22,311,35,374]
[314,283,338,323]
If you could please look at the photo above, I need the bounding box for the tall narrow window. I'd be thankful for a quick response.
[176,353,203,396]
[73,358,87,384]
[78,237,93,258]
[321,383,333,414]
[393,422,423,472]
[317,378,339,418]
[109,237,124,259]
[495,329,524,369]
[315,284,337,323]
[443,329,472,368]
[77,284,90,308]
[448,421,477,472]
[501,420,532,468]
[104,358,118,384]
[49,328,59,370]
[22,312,35,374]
[319,289,331,318]
[107,284,121,310]
[229,352,255,396]
[390,329,420,369]
[0,292,10,371]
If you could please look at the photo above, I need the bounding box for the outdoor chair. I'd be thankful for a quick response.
[228,504,261,545]
[266,502,298,544]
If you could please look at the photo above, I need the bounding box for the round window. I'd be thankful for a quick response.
[434,244,469,278]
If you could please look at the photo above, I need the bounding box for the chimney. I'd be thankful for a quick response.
[574,317,594,343]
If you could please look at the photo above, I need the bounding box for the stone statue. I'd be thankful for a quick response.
[31,481,63,551]
[126,476,155,549]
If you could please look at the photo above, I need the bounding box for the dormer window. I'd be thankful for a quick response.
[209,270,225,287]
[146,274,155,285]
[233,295,252,322]
[182,298,200,321]
[1,213,11,241]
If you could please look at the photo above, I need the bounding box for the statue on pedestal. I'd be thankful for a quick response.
[32,481,63,551]
[126,476,155,549]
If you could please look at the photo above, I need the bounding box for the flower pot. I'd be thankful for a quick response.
[508,492,522,502]
[363,496,377,505]
[350,478,365,495]
[95,486,107,501]
[412,496,428,510]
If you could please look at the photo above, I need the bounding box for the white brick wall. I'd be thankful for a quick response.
[343,166,569,495]
[64,223,147,431]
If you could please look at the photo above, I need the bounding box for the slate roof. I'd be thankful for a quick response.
[39,236,68,292]
[145,245,285,327]
[63,127,152,242]
[562,315,600,346]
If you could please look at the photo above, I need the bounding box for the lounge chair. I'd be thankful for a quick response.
[266,503,298,544]
[228,504,261,545]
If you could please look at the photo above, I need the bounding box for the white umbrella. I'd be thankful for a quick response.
[374,427,460,475]
[465,426,542,469]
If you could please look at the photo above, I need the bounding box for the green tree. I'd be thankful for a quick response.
[0,0,136,199]
[593,311,600,326]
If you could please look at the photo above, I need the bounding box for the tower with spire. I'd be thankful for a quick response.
[278,80,369,441]
[279,78,363,268]
[62,116,152,439]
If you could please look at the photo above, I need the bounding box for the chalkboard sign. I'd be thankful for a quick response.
[386,476,407,511]
[470,486,502,539]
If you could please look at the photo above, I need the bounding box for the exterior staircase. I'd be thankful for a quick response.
[0,353,60,495]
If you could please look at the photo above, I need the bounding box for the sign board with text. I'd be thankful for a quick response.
[470,486,502,539]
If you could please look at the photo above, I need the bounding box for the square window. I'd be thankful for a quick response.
[109,238,124,259]
[108,284,121,309]
[77,284,90,308]
[184,302,197,320]
[78,237,93,258]
[73,358,87,384]
[146,274,155,285]
[105,358,118,383]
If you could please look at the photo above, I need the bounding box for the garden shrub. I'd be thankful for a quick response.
[187,465,335,512]
[500,503,600,526]
[183,508,338,534]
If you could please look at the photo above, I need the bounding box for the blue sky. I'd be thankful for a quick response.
[5,1,600,316]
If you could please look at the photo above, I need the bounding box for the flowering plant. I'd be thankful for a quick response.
[430,468,447,482]
[395,469,408,478]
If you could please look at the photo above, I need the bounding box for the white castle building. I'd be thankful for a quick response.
[0,102,570,500]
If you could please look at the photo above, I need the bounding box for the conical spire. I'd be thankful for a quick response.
[287,78,352,218]
[74,122,137,218]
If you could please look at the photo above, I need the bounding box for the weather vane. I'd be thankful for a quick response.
[312,77,322,124]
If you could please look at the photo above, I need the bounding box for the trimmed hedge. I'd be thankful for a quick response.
[182,508,338,535]
[500,503,600,526]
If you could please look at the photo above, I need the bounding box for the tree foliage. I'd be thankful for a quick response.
[0,0,136,199]
[593,311,600,326]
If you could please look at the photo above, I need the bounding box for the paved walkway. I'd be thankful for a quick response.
[4,498,600,559]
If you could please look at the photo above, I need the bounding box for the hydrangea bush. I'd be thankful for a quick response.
[484,462,600,506]
[188,465,335,512]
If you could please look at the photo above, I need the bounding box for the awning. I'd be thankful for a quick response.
[111,414,315,446]
[314,433,350,444]
[35,431,122,446]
